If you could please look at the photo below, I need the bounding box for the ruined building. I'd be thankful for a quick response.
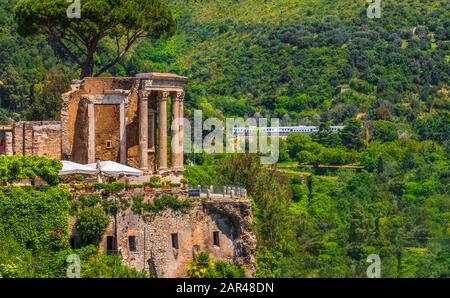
[3,73,188,177]
[69,192,257,277]
[61,73,187,176]
[0,73,257,277]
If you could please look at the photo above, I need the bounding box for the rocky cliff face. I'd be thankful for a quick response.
[70,193,257,277]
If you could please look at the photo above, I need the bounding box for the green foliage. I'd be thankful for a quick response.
[187,252,245,278]
[79,194,101,209]
[93,182,125,192]
[184,165,218,186]
[149,176,161,183]
[281,134,361,165]
[209,135,449,278]
[0,235,148,277]
[74,175,84,182]
[339,118,365,150]
[75,207,109,246]
[414,114,450,145]
[13,0,176,78]
[255,247,283,278]
[370,120,408,143]
[131,195,191,215]
[74,245,149,278]
[0,156,62,185]
[0,186,70,251]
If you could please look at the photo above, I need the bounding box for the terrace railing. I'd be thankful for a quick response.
[188,185,247,199]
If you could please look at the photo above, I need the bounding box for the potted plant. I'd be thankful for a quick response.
[126,184,134,192]
[143,182,153,192]
[180,178,188,189]
[73,183,85,192]
[85,183,93,193]
[162,180,172,191]
[74,175,84,183]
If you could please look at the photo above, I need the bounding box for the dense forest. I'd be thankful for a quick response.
[0,0,448,278]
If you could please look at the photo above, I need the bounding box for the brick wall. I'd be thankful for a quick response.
[13,121,61,159]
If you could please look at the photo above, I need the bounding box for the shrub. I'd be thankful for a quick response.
[75,207,109,246]
[73,183,85,190]
[149,176,161,183]
[106,182,126,192]
[152,195,191,212]
[93,183,107,190]
[0,187,70,250]
[131,195,191,215]
[74,175,84,182]
[79,194,101,209]
[205,260,246,278]
[0,156,62,186]
[187,252,210,278]
[187,252,246,278]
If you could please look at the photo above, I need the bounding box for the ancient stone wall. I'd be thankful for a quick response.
[94,104,120,161]
[125,82,141,169]
[61,77,141,164]
[70,193,256,278]
[13,121,61,159]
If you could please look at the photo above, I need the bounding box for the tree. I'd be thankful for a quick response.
[25,67,71,120]
[75,207,109,246]
[312,124,342,147]
[339,118,365,150]
[14,0,176,78]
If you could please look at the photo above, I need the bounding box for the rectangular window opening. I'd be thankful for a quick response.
[129,236,137,252]
[106,236,114,255]
[171,233,179,249]
[213,231,220,247]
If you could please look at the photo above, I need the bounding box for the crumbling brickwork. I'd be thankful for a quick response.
[13,121,61,159]
[60,73,187,175]
[70,193,256,278]
[61,77,142,165]
[94,104,120,161]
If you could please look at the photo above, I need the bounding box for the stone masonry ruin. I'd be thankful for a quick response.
[0,73,257,277]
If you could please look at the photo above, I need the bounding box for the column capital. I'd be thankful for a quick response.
[139,80,153,98]
[160,91,170,101]
[174,91,185,102]
[139,90,151,99]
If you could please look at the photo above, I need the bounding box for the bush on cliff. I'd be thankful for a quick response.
[75,207,109,246]
[187,252,246,278]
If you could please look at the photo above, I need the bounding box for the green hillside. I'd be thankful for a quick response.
[122,0,449,125]
[0,0,448,126]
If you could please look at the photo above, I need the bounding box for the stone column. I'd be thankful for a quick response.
[148,109,156,152]
[119,101,126,164]
[171,93,180,170]
[178,91,185,170]
[148,109,156,172]
[139,89,149,171]
[158,91,169,172]
[87,103,96,163]
[171,91,185,171]
[5,131,13,156]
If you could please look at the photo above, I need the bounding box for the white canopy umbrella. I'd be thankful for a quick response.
[59,160,98,176]
[86,161,143,177]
